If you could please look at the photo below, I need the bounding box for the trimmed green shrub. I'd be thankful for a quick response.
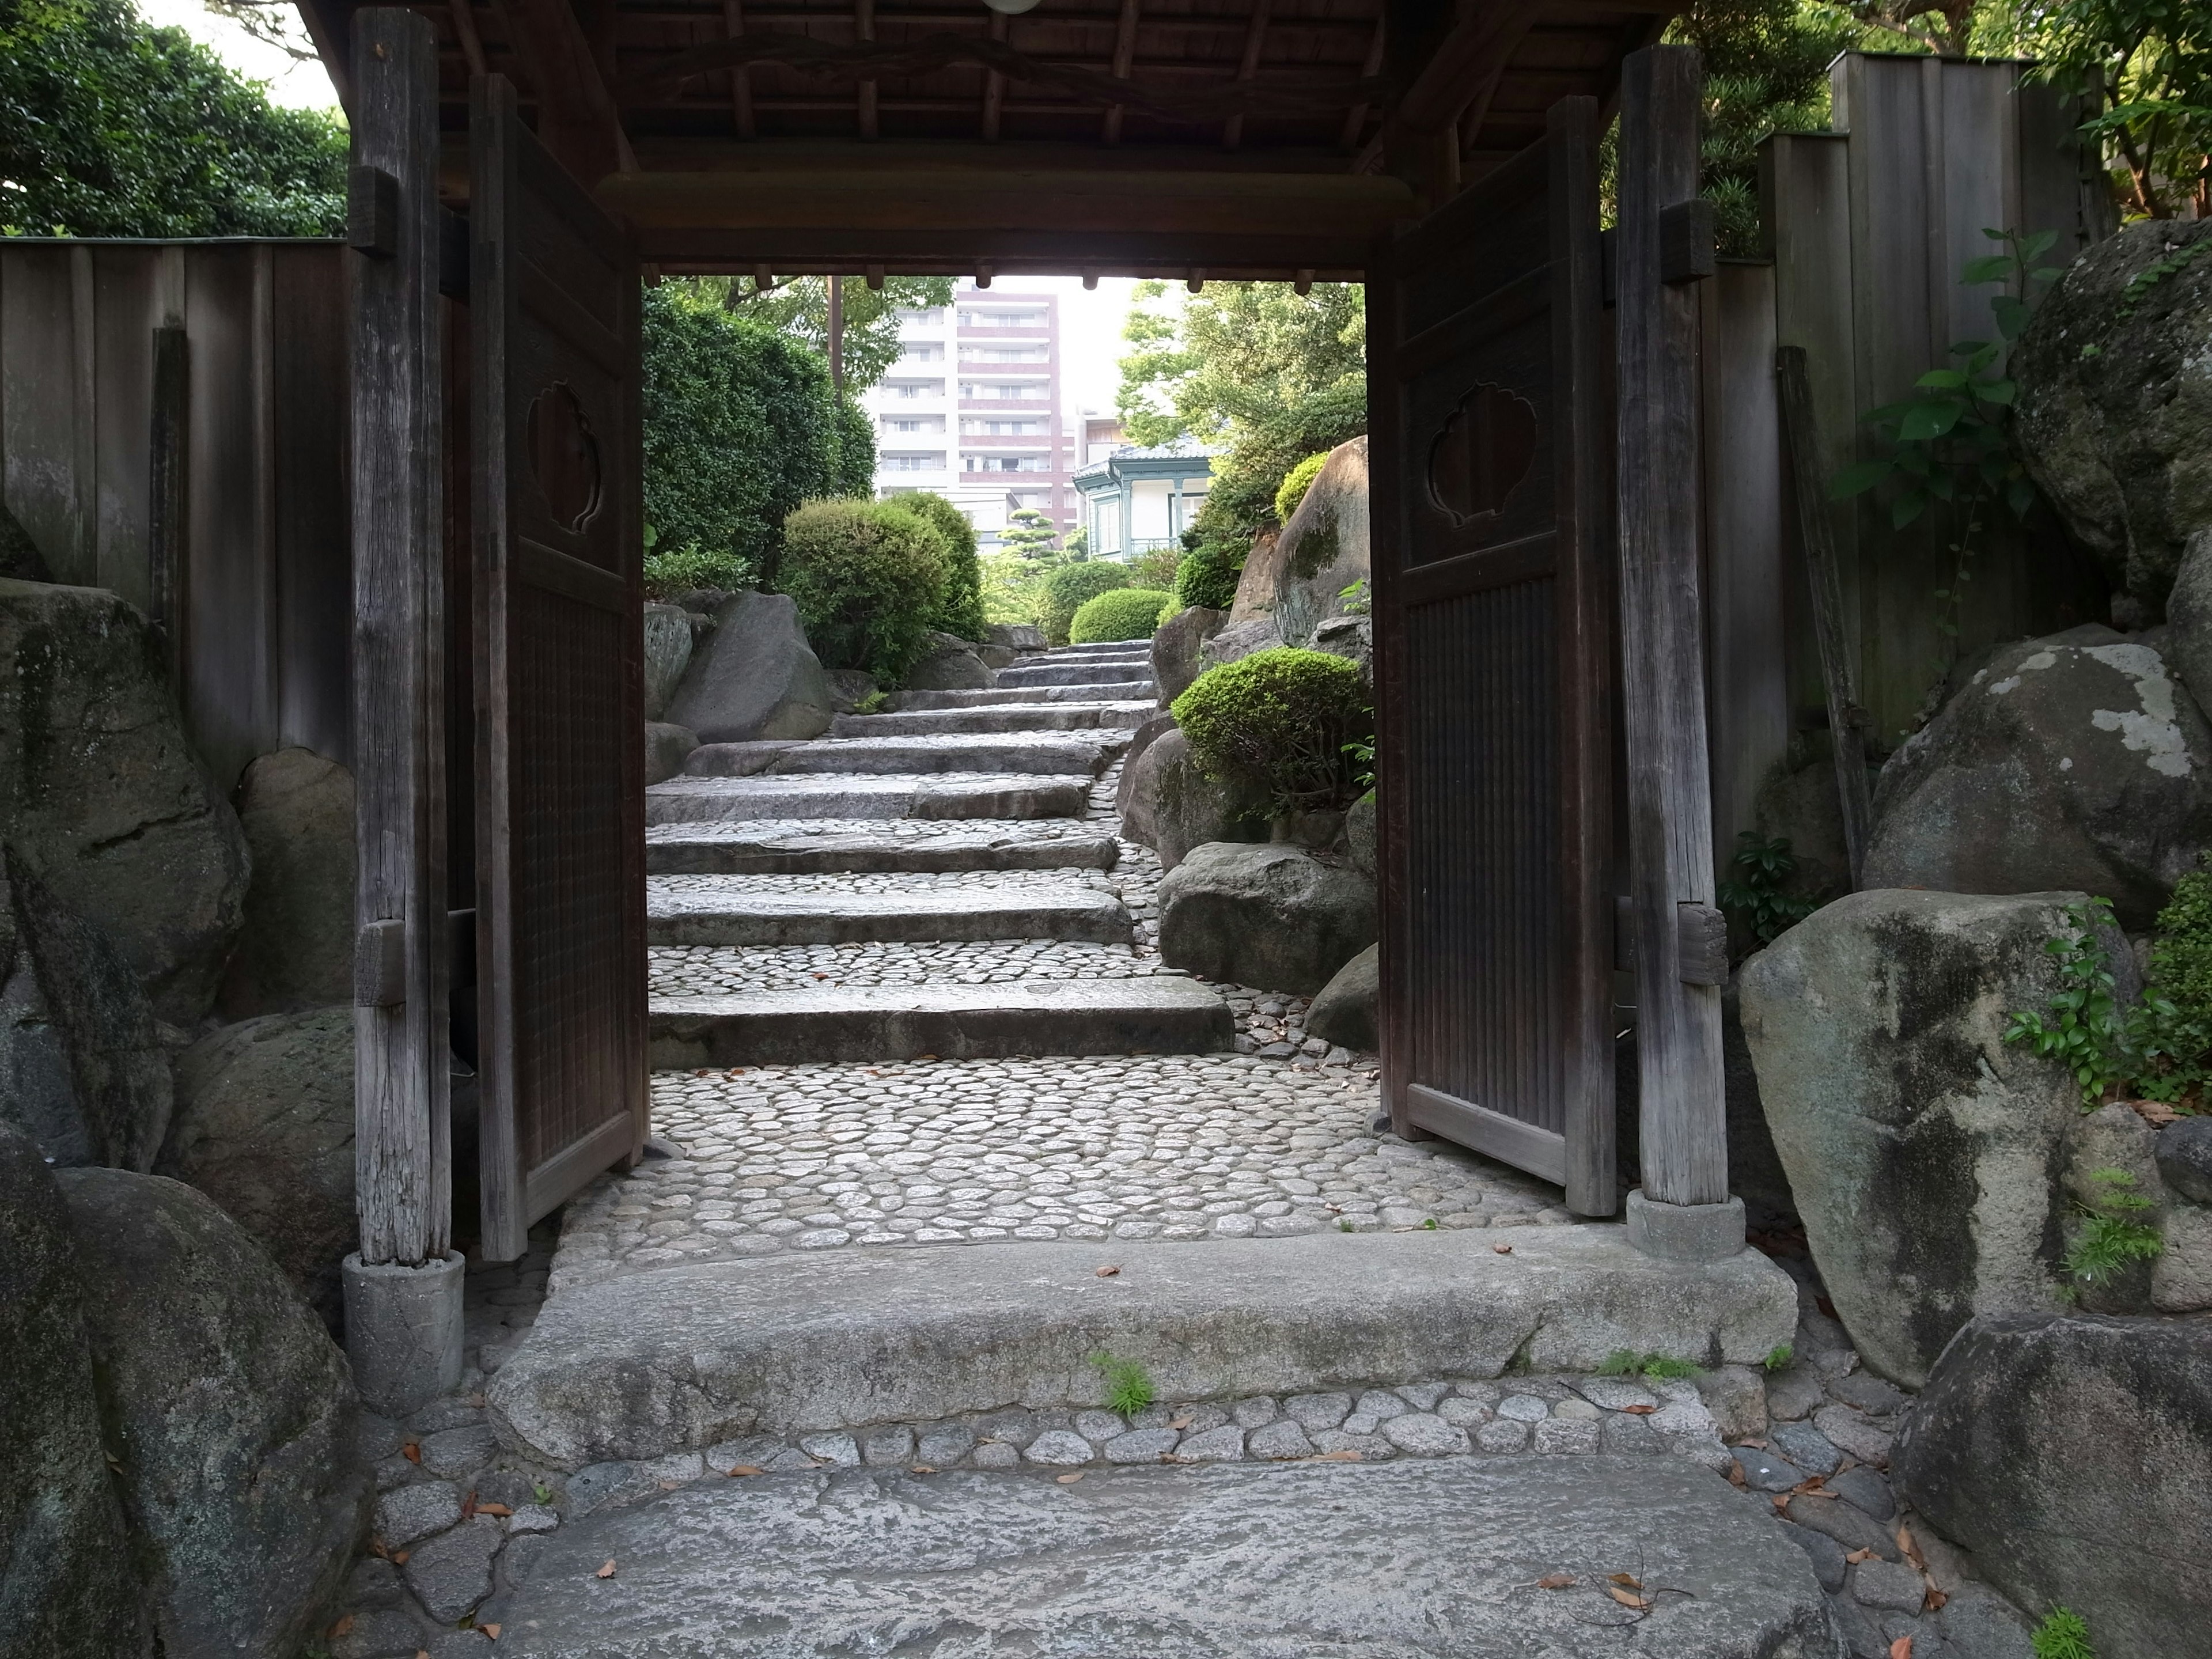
[1070,588,1173,644]
[1274,452,1331,524]
[881,491,984,641]
[1172,534,1244,612]
[777,500,949,685]
[1171,647,1373,815]
[1041,562,1131,646]
[641,538,751,599]
[2152,862,2212,1029]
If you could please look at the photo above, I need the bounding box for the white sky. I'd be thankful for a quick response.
[134,0,343,108]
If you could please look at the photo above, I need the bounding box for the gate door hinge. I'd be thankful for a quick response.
[354,918,407,1007]
[347,166,400,259]
[1676,901,1729,986]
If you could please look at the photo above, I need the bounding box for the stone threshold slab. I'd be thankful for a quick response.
[645,886,1132,947]
[488,1228,1797,1465]
[895,683,1158,709]
[646,976,1233,1070]
[488,1459,1835,1659]
[645,774,1092,825]
[643,827,1122,876]
[831,702,1154,738]
[998,661,1154,686]
[686,732,1122,780]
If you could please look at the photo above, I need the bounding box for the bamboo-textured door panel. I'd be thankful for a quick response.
[470,74,646,1262]
[1370,97,1615,1216]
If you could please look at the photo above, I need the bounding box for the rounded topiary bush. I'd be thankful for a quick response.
[1273,452,1331,524]
[1171,646,1373,814]
[777,499,949,685]
[1173,536,1244,612]
[1042,562,1131,645]
[1070,588,1173,644]
[881,491,984,642]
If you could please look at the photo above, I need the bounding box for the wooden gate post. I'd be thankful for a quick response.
[340,4,464,1416]
[1614,45,1742,1260]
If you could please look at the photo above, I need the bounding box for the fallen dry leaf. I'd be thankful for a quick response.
[469,1393,487,1409]
[480,1623,502,1641]
[1726,1461,1747,1488]
[917,1053,939,1060]
[1536,1573,1576,1590]
[417,1650,431,1659]
[1924,1588,1948,1613]
[1889,1638,1912,1659]
[1492,1243,1513,1255]
[2126,1098,2182,1127]
[1620,1404,1657,1416]
[1606,1586,1653,1611]
[657,1479,681,1490]
[1606,1573,1643,1589]
[910,1465,936,1474]
[1845,1548,1876,1565]
[478,1502,514,1517]
[726,1464,764,1477]
[1094,1265,1120,1277]
[401,1442,422,1464]
[461,1491,478,1521]
[596,1559,618,1578]
[1896,1526,1926,1571]
[1741,1438,1768,1450]
[329,1615,355,1638]
[1771,1494,1791,1513]
[1055,1472,1085,1484]
[1169,1416,1194,1430]
[1311,1449,1363,1462]
[391,1551,410,1567]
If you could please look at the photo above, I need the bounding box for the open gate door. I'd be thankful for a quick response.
[469,74,648,1262]
[1369,96,1615,1217]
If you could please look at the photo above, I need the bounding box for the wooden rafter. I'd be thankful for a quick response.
[448,0,489,78]
[1222,0,1273,149]
[1338,15,1385,150]
[1101,0,1139,143]
[724,0,755,137]
[980,8,1008,141]
[501,0,638,179]
[855,0,878,138]
[1393,0,1552,134]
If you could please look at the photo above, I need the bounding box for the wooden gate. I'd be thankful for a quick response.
[469,74,647,1262]
[1369,96,1615,1218]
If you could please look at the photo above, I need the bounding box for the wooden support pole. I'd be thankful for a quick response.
[1615,44,1728,1212]
[350,5,452,1268]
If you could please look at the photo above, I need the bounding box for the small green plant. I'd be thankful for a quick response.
[1172,647,1374,816]
[642,534,755,600]
[849,690,889,716]
[1172,532,1245,612]
[2065,1168,2162,1286]
[1338,577,1371,616]
[1274,451,1331,524]
[1342,734,1376,795]
[1338,1218,1355,1232]
[1717,832,1817,947]
[1422,1217,1439,1230]
[2031,1605,2095,1659]
[2003,897,2209,1108]
[1761,1343,1794,1373]
[1041,561,1132,645]
[533,1480,553,1505]
[1596,1350,1703,1381]
[1090,1351,1156,1416]
[1069,587,1175,643]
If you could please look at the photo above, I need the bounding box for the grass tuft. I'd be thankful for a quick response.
[2031,1607,2095,1659]
[1090,1351,1157,1416]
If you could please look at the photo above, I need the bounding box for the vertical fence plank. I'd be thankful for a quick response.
[1,248,93,582]
[274,245,354,770]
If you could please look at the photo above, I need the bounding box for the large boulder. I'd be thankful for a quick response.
[1305,941,1378,1051]
[1345,789,1377,880]
[1118,728,1268,870]
[1151,605,1226,707]
[0,579,249,1022]
[903,630,994,692]
[158,1007,355,1334]
[0,1122,150,1657]
[663,592,835,744]
[1198,616,1282,674]
[2013,218,2212,616]
[1157,842,1377,996]
[1226,529,1283,627]
[642,721,699,786]
[1268,437,1370,648]
[55,1168,366,1659]
[217,748,355,1019]
[1310,612,1372,682]
[984,622,1047,653]
[1737,889,2099,1387]
[1893,1312,2212,1659]
[0,846,171,1170]
[1863,628,2212,929]
[640,602,694,721]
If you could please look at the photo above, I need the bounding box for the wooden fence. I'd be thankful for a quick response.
[0,240,350,791]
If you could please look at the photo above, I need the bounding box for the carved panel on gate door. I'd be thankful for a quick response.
[528,382,602,533]
[1427,384,1539,527]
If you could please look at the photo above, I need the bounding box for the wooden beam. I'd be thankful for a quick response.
[349,5,451,1268]
[1613,43,1727,1210]
[1101,0,1139,143]
[1222,0,1274,149]
[980,9,1007,141]
[1395,0,1554,135]
[1339,16,1386,150]
[856,0,878,138]
[724,0,755,137]
[448,0,489,77]
[501,0,637,181]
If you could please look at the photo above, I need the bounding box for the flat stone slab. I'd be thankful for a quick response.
[492,1459,1836,1658]
[645,885,1132,946]
[1051,641,1156,656]
[644,824,1122,876]
[998,660,1154,687]
[647,976,1235,1071]
[832,702,1154,737]
[687,733,1120,779]
[895,684,1161,709]
[488,1228,1796,1464]
[644,774,1092,825]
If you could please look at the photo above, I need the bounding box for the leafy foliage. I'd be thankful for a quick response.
[0,0,346,236]
[2065,1168,2162,1285]
[668,275,957,393]
[1762,1343,1795,1372]
[1041,562,1131,646]
[1090,1351,1156,1416]
[2147,861,2212,1033]
[1173,535,1245,612]
[1171,647,1374,816]
[641,537,752,600]
[775,499,949,686]
[881,491,984,641]
[1273,452,1331,524]
[1717,832,1819,946]
[1069,588,1173,644]
[2031,1607,2097,1659]
[1127,543,1183,593]
[642,286,874,589]
[999,506,1064,563]
[2003,897,2210,1107]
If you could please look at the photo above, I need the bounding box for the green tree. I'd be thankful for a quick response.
[675,275,957,393]
[0,0,347,237]
[999,506,1064,563]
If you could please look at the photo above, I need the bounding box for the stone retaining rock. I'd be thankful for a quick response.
[1305,941,1378,1051]
[1893,1311,2212,1659]
[1196,616,1282,674]
[1864,628,2212,928]
[664,592,835,744]
[1116,726,1268,869]
[0,579,249,1022]
[159,1007,355,1333]
[1157,842,1377,996]
[1149,605,1225,707]
[1738,889,2094,1386]
[642,721,699,786]
[0,1122,150,1657]
[218,748,355,1018]
[1270,437,1370,648]
[641,603,694,721]
[56,1168,366,1659]
[1345,789,1376,880]
[902,630,993,692]
[823,669,876,714]
[983,622,1047,653]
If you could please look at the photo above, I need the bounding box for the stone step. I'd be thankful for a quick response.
[997,659,1154,687]
[644,823,1122,876]
[831,701,1154,738]
[489,1228,1796,1464]
[894,683,1157,710]
[645,774,1092,825]
[685,732,1122,779]
[489,1456,1831,1658]
[646,975,1235,1069]
[645,883,1132,948]
[1051,639,1157,656]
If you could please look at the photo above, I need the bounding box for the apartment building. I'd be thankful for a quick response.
[864,282,1077,548]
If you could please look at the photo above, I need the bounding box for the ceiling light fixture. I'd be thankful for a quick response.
[983,0,1042,16]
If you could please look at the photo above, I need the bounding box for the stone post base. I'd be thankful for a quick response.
[343,1251,465,1417]
[1625,1190,1745,1263]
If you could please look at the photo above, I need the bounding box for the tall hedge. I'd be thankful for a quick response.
[641,286,875,589]
[778,500,949,685]
[882,491,985,641]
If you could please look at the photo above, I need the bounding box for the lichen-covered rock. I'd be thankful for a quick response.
[158,1007,355,1334]
[1116,727,1268,870]
[2013,219,2212,614]
[1863,628,2212,928]
[1113,713,1178,819]
[664,592,835,744]
[641,603,694,722]
[1269,438,1370,648]
[1150,605,1226,707]
[903,630,993,692]
[824,669,877,714]
[0,1122,150,1657]
[642,721,699,786]
[218,748,355,1019]
[984,622,1047,653]
[1737,889,2097,1386]
[1310,613,1372,682]
[0,579,249,1022]
[55,1168,366,1659]
[1305,942,1378,1051]
[0,846,171,1169]
[1197,617,1283,675]
[1893,1312,2212,1659]
[1157,842,1378,997]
